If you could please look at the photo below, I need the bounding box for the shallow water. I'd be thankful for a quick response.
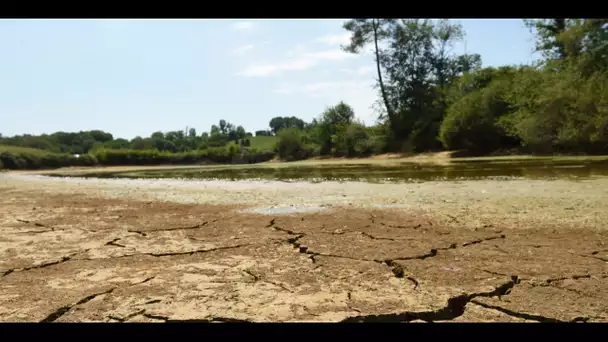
[47,158,608,183]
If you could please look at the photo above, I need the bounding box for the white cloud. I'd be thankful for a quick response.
[232,21,256,31]
[314,33,351,46]
[237,48,354,77]
[232,44,255,55]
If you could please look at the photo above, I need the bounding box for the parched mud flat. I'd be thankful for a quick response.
[0,173,607,322]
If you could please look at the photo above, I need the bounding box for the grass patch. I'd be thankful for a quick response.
[227,136,278,152]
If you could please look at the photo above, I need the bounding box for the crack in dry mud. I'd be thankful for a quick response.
[108,309,146,322]
[3,244,250,278]
[379,235,506,268]
[480,269,510,277]
[545,274,591,284]
[1,249,90,278]
[43,276,157,323]
[15,218,57,234]
[272,226,301,236]
[360,232,397,241]
[16,218,49,228]
[130,276,155,286]
[568,250,608,263]
[267,218,509,288]
[369,214,422,230]
[142,313,251,323]
[41,287,116,322]
[243,269,293,293]
[379,222,421,229]
[446,214,459,223]
[341,276,522,322]
[462,235,506,247]
[129,221,209,234]
[478,270,605,299]
[105,238,126,248]
[588,255,608,262]
[19,229,55,234]
[407,276,419,290]
[101,244,252,259]
[469,300,563,322]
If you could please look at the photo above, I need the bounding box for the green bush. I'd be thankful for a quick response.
[500,63,608,154]
[331,123,375,157]
[276,128,314,161]
[440,69,521,153]
[89,146,274,167]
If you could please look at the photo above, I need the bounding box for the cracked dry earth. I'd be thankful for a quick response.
[1,181,608,323]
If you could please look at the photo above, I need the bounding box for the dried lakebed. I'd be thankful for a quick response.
[0,172,607,322]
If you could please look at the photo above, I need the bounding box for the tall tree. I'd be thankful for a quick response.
[313,102,356,154]
[524,19,572,60]
[343,19,395,126]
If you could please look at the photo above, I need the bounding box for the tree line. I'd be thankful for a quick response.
[0,119,275,155]
[2,19,607,169]
[0,119,278,169]
[275,19,608,159]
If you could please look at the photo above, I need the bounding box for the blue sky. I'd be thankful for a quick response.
[0,19,539,139]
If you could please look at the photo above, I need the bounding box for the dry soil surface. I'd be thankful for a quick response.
[0,172,607,322]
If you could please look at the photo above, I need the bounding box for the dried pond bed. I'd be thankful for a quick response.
[0,173,607,322]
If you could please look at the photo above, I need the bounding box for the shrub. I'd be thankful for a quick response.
[440,79,516,153]
[276,128,314,161]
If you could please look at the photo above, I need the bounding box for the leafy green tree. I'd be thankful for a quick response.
[440,78,516,153]
[269,117,285,134]
[269,116,306,134]
[151,131,164,139]
[219,120,228,134]
[210,125,220,135]
[235,125,247,139]
[525,19,573,60]
[311,102,356,155]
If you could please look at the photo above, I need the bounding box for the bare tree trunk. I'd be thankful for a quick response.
[372,19,395,128]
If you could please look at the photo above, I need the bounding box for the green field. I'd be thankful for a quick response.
[227,136,278,151]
